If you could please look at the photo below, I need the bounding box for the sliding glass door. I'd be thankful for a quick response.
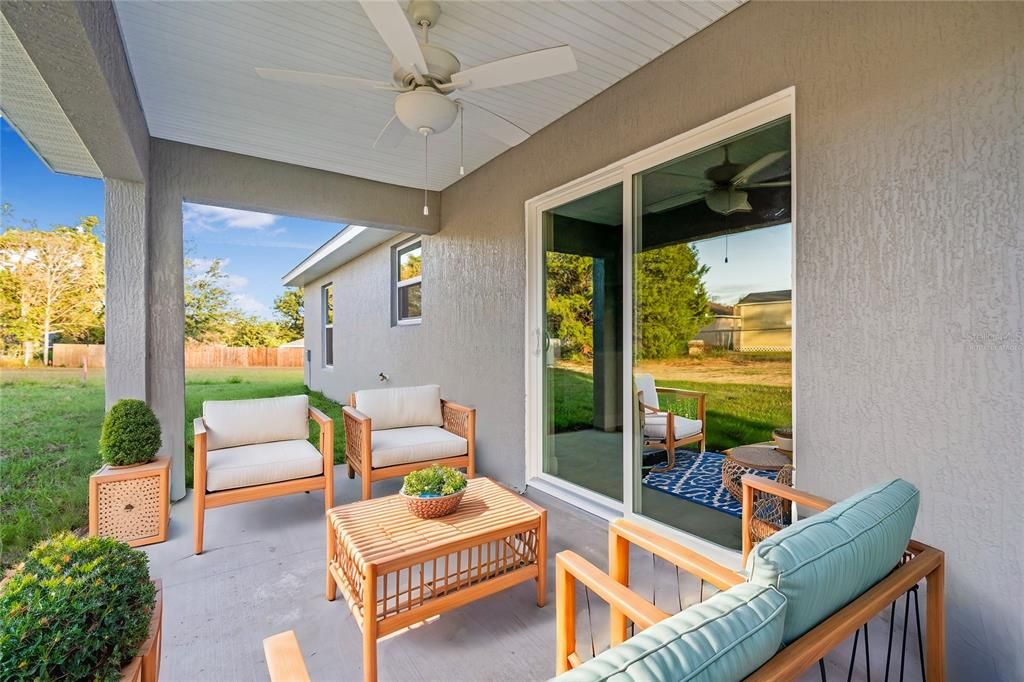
[541,183,624,502]
[527,90,795,551]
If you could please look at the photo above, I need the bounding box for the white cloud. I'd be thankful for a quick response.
[186,256,269,318]
[233,293,269,317]
[183,203,278,232]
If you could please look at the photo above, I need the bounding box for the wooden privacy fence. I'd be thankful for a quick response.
[53,344,304,368]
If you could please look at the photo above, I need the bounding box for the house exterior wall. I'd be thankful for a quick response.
[311,3,1023,678]
[736,301,792,352]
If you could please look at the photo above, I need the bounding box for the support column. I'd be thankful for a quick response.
[148,146,186,501]
[103,179,148,406]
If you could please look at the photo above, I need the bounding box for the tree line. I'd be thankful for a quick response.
[547,242,713,361]
[0,205,304,366]
[184,256,303,347]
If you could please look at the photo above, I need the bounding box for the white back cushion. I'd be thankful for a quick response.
[204,394,309,450]
[635,373,659,410]
[354,384,443,430]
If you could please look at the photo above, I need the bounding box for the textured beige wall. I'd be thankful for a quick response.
[318,3,1023,677]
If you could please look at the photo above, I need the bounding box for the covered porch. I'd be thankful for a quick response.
[2,0,1022,680]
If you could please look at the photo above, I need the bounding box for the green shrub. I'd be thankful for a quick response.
[402,465,467,497]
[98,399,162,466]
[0,533,157,681]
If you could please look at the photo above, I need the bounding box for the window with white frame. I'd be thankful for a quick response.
[322,283,334,367]
[393,239,422,325]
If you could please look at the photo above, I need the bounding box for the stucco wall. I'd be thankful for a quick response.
[315,3,1023,677]
[147,140,441,500]
[103,179,148,406]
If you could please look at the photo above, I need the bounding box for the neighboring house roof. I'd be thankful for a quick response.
[737,289,792,305]
[281,225,399,287]
[709,302,735,316]
[280,338,304,348]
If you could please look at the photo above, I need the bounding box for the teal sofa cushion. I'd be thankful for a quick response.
[554,582,786,682]
[746,478,919,643]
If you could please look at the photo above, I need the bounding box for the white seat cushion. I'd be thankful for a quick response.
[370,426,468,469]
[355,385,443,430]
[644,412,703,440]
[203,395,309,450]
[206,439,323,492]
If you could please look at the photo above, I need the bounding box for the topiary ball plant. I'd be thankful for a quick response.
[99,399,162,467]
[0,533,157,681]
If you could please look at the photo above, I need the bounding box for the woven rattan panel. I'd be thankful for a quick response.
[97,474,162,542]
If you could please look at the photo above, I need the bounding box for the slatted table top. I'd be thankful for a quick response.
[327,477,544,567]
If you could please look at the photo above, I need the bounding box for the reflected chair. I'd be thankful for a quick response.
[635,372,705,473]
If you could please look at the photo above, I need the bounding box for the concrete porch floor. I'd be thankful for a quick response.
[145,467,920,681]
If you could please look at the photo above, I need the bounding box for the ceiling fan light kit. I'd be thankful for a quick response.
[256,0,578,196]
[394,89,458,137]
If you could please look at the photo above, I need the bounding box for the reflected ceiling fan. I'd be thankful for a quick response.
[652,146,791,216]
[256,0,577,203]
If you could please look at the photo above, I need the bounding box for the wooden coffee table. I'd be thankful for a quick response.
[326,477,547,682]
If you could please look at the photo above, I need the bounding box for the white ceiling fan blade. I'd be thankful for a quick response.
[255,67,396,91]
[358,0,428,76]
[451,45,577,92]
[458,100,530,147]
[646,190,708,214]
[743,181,791,189]
[373,115,408,150]
[731,151,787,186]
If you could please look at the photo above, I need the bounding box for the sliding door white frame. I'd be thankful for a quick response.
[525,87,796,564]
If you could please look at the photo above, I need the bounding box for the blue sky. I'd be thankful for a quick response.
[692,223,792,305]
[1,117,344,320]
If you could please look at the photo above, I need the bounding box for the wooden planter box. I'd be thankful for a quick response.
[121,579,163,682]
[89,456,170,547]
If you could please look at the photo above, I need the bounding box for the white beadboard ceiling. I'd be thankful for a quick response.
[114,1,743,191]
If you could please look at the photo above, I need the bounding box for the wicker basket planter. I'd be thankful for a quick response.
[90,456,170,547]
[400,488,466,519]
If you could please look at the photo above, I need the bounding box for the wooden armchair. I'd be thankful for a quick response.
[555,476,946,680]
[635,373,706,473]
[343,384,475,500]
[193,395,334,554]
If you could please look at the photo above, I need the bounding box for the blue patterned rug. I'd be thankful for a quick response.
[642,450,779,519]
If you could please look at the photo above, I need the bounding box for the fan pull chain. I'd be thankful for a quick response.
[459,106,465,176]
[724,234,729,263]
[423,134,429,216]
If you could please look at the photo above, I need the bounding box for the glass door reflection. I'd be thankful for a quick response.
[542,183,624,501]
[632,118,793,548]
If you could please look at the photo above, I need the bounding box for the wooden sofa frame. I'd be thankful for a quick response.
[342,394,475,500]
[193,406,334,555]
[639,384,706,473]
[556,474,945,680]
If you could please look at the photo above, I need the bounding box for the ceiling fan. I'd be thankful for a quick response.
[651,146,791,216]
[255,0,577,157]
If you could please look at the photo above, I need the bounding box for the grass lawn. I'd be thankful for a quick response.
[549,366,791,451]
[0,367,342,568]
